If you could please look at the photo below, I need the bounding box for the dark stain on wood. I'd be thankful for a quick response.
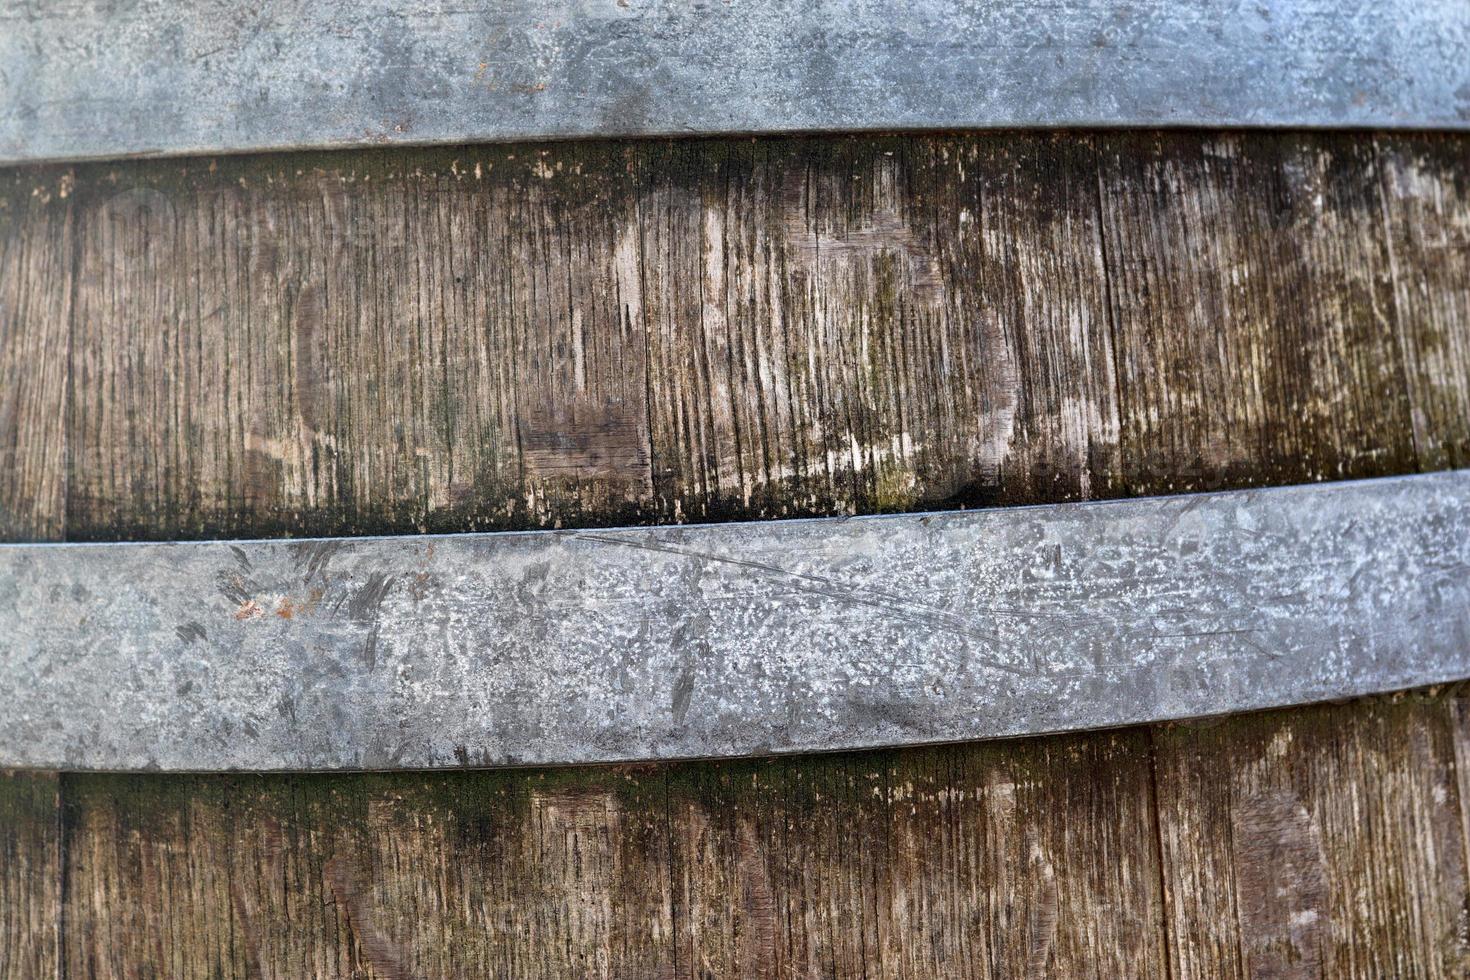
[1155,694,1470,979]
[324,852,411,979]
[519,396,652,486]
[1231,789,1328,978]
[0,771,59,980]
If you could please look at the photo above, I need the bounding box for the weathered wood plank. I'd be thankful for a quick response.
[638,137,1121,519]
[63,731,1164,980]
[1377,135,1470,471]
[1155,695,1470,979]
[1097,133,1418,494]
[0,170,68,980]
[668,731,1166,978]
[62,696,1470,979]
[60,137,1125,541]
[63,146,656,539]
[57,133,1452,541]
[63,768,674,979]
[0,772,59,980]
[0,169,71,542]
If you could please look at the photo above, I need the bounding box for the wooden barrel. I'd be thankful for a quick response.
[3,130,1470,976]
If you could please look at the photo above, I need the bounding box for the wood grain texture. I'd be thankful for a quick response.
[0,168,71,542]
[57,136,1123,541]
[62,769,673,979]
[0,771,59,980]
[667,732,1165,978]
[1,130,1469,976]
[59,697,1470,979]
[1098,133,1418,494]
[62,731,1162,980]
[1377,135,1470,472]
[0,170,68,980]
[50,132,1462,540]
[1155,694,1470,979]
[65,146,658,539]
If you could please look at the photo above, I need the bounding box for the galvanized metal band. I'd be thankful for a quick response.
[2,0,1469,166]
[1,471,1467,772]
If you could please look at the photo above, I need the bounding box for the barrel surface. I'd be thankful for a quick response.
[2,131,1470,976]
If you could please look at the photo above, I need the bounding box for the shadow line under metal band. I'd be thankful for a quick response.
[2,471,1468,772]
[2,0,1469,165]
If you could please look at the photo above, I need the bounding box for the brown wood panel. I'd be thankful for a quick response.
[63,768,673,979]
[62,730,1162,980]
[1377,135,1470,471]
[0,169,69,980]
[667,731,1164,978]
[65,147,655,540]
[0,169,71,540]
[637,136,1122,521]
[1097,133,1418,494]
[59,136,1123,541]
[1155,694,1470,979]
[0,130,1467,976]
[60,696,1470,980]
[55,132,1442,540]
[0,771,59,980]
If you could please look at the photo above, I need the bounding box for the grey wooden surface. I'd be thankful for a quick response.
[2,0,1469,165]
